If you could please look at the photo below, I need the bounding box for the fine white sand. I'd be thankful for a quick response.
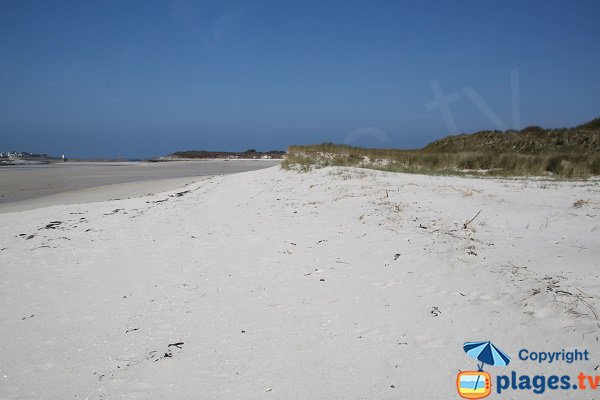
[0,166,598,399]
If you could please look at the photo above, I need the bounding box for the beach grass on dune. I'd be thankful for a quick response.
[283,118,600,178]
[282,144,600,178]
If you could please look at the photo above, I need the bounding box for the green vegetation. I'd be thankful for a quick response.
[282,118,600,178]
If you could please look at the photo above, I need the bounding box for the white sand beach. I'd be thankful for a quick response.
[0,166,599,399]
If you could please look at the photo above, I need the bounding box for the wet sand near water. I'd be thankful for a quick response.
[0,160,279,213]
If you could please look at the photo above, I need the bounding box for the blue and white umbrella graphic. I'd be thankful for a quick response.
[463,341,510,394]
[463,341,511,370]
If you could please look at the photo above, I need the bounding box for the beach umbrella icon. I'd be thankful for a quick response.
[462,341,510,395]
[463,341,511,370]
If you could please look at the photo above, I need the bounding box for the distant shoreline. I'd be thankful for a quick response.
[0,157,281,166]
[0,157,65,166]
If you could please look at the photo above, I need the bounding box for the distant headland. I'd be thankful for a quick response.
[151,149,286,162]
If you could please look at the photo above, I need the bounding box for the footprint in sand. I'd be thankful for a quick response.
[463,292,509,307]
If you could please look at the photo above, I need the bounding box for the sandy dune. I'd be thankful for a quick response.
[0,166,598,399]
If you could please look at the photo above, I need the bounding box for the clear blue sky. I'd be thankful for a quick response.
[1,0,599,158]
